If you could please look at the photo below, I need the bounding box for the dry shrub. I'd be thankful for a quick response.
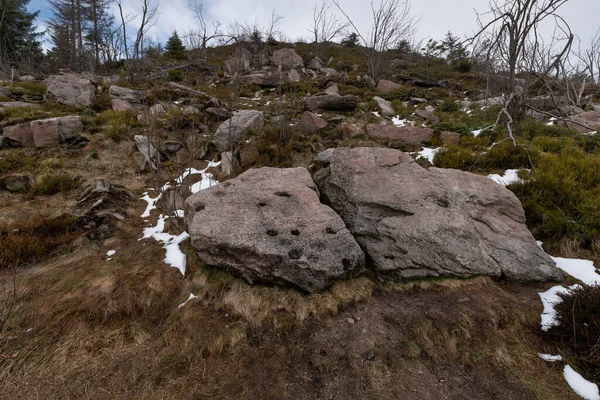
[551,285,600,381]
[0,214,78,268]
[31,173,78,196]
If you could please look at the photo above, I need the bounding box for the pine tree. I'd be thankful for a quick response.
[165,31,186,60]
[341,33,359,48]
[0,0,44,69]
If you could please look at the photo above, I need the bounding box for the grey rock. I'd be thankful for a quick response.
[111,98,132,111]
[213,110,264,152]
[363,75,376,88]
[366,124,433,150]
[2,123,34,147]
[308,57,325,70]
[30,119,60,148]
[373,96,395,116]
[323,84,340,97]
[414,109,440,124]
[320,68,340,78]
[312,147,562,282]
[1,174,32,193]
[184,167,365,292]
[224,57,250,74]
[287,69,301,82]
[271,48,304,70]
[45,71,96,108]
[242,72,282,87]
[305,95,358,112]
[19,75,35,83]
[109,85,144,101]
[297,111,328,133]
[376,79,402,93]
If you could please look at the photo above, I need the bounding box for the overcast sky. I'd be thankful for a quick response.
[30,0,600,51]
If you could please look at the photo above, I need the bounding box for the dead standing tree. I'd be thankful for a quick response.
[309,0,350,58]
[186,0,223,59]
[333,0,416,79]
[468,0,574,147]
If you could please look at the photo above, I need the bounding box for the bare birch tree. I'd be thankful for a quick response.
[186,0,222,59]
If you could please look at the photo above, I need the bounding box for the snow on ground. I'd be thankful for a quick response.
[563,365,600,400]
[141,214,190,275]
[416,147,442,164]
[371,111,381,118]
[139,162,221,276]
[178,293,198,308]
[538,285,580,332]
[538,353,563,362]
[487,169,526,186]
[140,192,162,218]
[392,116,407,126]
[107,250,116,257]
[547,117,557,126]
[552,257,600,287]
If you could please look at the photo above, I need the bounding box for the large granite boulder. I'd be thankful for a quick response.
[2,123,34,147]
[312,147,562,282]
[2,116,82,148]
[271,48,304,70]
[241,72,283,87]
[376,79,402,93]
[213,110,264,152]
[184,167,365,292]
[45,71,96,108]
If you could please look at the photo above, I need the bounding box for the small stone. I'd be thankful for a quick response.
[346,317,355,324]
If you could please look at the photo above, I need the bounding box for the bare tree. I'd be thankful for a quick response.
[333,0,416,79]
[470,0,573,118]
[186,0,222,59]
[576,28,600,83]
[310,0,349,57]
[133,0,159,59]
[115,0,134,59]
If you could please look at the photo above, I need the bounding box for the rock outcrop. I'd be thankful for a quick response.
[109,85,144,101]
[184,167,365,292]
[2,116,82,148]
[213,110,264,152]
[312,147,562,282]
[45,71,96,108]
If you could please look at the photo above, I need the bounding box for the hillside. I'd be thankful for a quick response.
[1,39,600,399]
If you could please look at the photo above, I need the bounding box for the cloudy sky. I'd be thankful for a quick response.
[29,0,600,51]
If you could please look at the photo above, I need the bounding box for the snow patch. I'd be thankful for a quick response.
[173,210,185,218]
[538,285,580,332]
[371,111,381,118]
[141,215,189,276]
[178,293,198,308]
[538,353,562,362]
[487,169,526,186]
[140,192,162,218]
[416,147,442,164]
[392,116,407,127]
[106,250,116,257]
[552,257,600,287]
[563,365,600,400]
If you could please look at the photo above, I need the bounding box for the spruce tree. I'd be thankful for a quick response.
[165,31,186,60]
[0,0,44,68]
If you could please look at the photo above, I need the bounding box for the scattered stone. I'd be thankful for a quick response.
[1,174,32,193]
[287,69,301,82]
[323,84,340,97]
[2,123,34,147]
[297,112,328,133]
[440,131,461,145]
[346,318,355,324]
[242,72,282,87]
[366,124,433,150]
[19,75,35,83]
[45,71,96,108]
[184,167,365,292]
[363,75,376,88]
[108,85,143,101]
[305,95,358,112]
[373,96,395,116]
[213,110,264,152]
[308,57,325,70]
[224,57,249,74]
[312,147,563,282]
[321,68,340,78]
[30,119,60,148]
[341,123,365,138]
[183,106,200,115]
[376,79,402,93]
[206,107,232,120]
[149,103,177,116]
[271,48,304,70]
[111,98,132,111]
[414,109,440,124]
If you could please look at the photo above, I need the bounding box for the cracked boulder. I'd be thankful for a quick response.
[184,167,365,292]
[312,147,562,282]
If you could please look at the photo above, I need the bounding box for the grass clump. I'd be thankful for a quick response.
[98,110,139,142]
[0,150,37,173]
[31,173,78,196]
[550,285,600,381]
[0,214,78,268]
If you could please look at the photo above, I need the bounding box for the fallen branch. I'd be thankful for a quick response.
[166,82,211,99]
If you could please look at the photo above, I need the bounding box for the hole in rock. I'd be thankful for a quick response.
[291,229,300,236]
[288,248,302,260]
[275,191,292,198]
[326,227,337,234]
[267,230,278,237]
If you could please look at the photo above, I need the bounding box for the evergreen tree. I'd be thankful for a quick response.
[165,31,186,60]
[341,32,359,48]
[440,31,471,72]
[0,0,44,69]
